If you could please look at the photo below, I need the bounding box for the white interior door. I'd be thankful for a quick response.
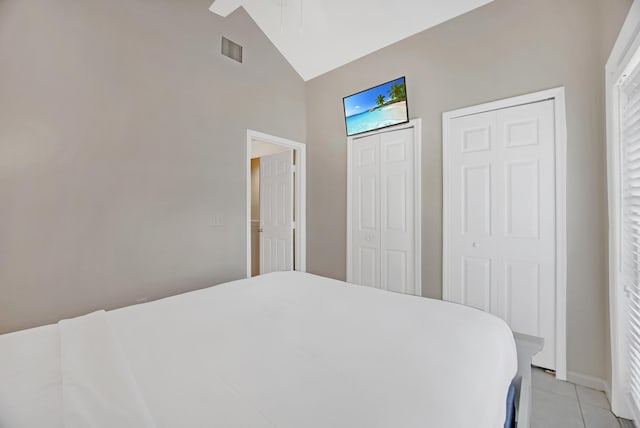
[445,100,557,370]
[260,150,294,274]
[349,126,417,295]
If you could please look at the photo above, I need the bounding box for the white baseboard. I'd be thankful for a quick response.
[566,371,608,393]
[604,382,612,403]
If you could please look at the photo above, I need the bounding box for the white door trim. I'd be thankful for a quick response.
[442,87,567,381]
[346,118,422,296]
[246,130,306,277]
[605,1,640,419]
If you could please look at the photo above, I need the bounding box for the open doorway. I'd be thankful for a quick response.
[246,130,306,278]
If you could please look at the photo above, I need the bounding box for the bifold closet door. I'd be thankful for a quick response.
[380,128,415,294]
[445,100,556,370]
[350,127,416,294]
[351,134,381,288]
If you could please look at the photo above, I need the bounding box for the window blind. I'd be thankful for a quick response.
[621,64,640,420]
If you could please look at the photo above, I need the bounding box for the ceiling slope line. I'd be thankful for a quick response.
[209,0,242,18]
[209,0,496,81]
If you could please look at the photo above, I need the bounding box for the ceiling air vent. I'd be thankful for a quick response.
[221,37,243,63]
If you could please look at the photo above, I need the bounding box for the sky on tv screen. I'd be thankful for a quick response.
[343,77,405,118]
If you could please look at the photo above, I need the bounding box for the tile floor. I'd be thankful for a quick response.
[531,367,635,428]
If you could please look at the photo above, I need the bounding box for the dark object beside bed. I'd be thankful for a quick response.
[504,383,516,428]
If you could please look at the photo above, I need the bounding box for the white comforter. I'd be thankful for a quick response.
[0,272,517,428]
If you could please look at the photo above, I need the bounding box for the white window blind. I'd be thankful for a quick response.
[621,63,640,420]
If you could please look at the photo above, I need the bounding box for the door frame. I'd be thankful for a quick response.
[605,0,640,419]
[442,87,567,381]
[246,129,306,277]
[346,118,423,296]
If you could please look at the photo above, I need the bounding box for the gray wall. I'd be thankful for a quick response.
[305,0,631,380]
[0,0,305,333]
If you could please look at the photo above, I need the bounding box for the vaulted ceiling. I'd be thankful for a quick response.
[210,0,494,81]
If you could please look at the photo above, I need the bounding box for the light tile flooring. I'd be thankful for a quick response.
[532,367,635,428]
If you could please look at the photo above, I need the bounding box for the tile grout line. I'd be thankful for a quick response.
[574,385,623,428]
[575,384,588,428]
[534,369,625,428]
[605,395,623,428]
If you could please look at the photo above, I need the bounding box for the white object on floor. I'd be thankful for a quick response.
[0,272,517,428]
[513,332,544,428]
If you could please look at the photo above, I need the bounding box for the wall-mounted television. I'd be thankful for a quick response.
[343,76,409,137]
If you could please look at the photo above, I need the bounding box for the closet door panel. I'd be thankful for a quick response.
[351,134,381,288]
[380,128,415,294]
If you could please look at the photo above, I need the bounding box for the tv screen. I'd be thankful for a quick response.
[343,77,409,137]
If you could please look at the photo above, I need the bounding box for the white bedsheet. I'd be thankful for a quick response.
[0,324,62,428]
[60,310,156,428]
[0,272,517,428]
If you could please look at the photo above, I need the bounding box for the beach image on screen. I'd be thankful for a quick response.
[343,77,408,136]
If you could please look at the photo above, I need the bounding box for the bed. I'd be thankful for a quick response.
[0,271,518,428]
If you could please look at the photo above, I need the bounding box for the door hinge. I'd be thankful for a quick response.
[292,221,296,230]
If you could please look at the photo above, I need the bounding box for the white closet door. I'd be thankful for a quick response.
[380,128,415,294]
[350,127,417,295]
[260,150,294,274]
[448,110,496,313]
[351,134,381,288]
[446,100,557,370]
[496,101,556,369]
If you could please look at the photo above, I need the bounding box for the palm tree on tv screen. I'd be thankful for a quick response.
[389,81,407,102]
[376,94,385,106]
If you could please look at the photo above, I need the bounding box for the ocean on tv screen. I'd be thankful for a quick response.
[346,101,408,135]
